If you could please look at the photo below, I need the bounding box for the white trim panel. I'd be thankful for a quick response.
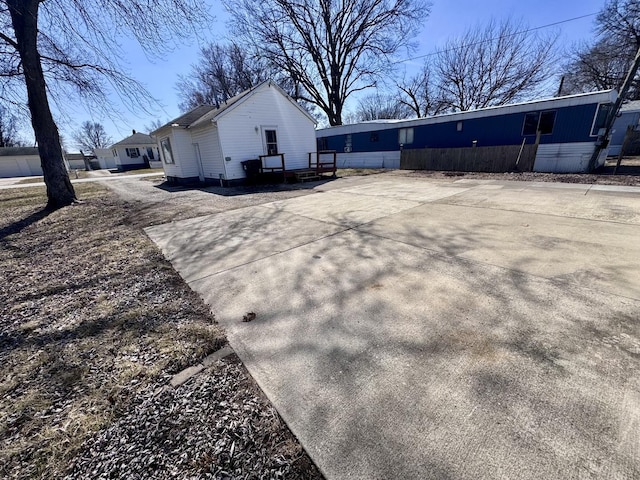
[533,142,606,173]
[336,151,400,169]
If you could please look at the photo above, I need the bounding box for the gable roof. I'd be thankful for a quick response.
[0,147,39,157]
[111,132,156,147]
[152,80,316,135]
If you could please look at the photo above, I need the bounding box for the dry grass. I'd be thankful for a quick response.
[336,168,387,177]
[0,184,319,479]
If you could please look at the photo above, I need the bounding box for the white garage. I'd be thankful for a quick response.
[0,147,42,178]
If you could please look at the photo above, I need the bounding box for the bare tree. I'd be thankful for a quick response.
[225,0,429,126]
[177,42,271,111]
[434,18,557,112]
[355,93,412,121]
[145,119,166,133]
[0,104,23,147]
[72,121,112,151]
[396,63,447,117]
[562,0,640,98]
[0,0,211,209]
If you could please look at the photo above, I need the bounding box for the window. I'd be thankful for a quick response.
[112,149,117,157]
[591,103,613,136]
[146,147,155,160]
[265,129,278,155]
[317,137,328,151]
[160,137,174,164]
[538,111,556,134]
[522,111,556,135]
[398,128,414,145]
[126,147,140,158]
[456,121,463,132]
[523,113,539,135]
[344,134,352,152]
[370,132,379,142]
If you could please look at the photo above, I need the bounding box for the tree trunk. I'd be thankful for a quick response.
[8,0,76,209]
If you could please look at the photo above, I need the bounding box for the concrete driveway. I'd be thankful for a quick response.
[146,175,640,479]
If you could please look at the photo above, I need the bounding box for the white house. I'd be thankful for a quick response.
[151,80,317,185]
[109,131,161,171]
[0,147,42,178]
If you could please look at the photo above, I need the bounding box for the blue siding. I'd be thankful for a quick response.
[321,103,601,153]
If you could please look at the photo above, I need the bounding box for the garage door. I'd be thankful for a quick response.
[26,158,43,175]
[0,159,22,178]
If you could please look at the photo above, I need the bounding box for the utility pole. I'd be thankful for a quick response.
[588,45,640,172]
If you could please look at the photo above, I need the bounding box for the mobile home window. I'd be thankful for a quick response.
[344,134,352,152]
[126,147,140,157]
[265,129,278,155]
[160,137,174,164]
[456,121,463,132]
[399,128,414,145]
[317,137,328,151]
[591,103,613,136]
[522,111,556,135]
[538,111,556,134]
[370,132,379,142]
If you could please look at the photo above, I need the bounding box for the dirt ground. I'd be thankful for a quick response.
[389,162,640,186]
[0,184,322,479]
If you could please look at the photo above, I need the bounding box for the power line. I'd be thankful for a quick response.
[394,12,598,65]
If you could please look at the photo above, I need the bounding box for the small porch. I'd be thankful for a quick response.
[242,150,337,184]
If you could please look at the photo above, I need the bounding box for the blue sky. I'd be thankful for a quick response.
[54,0,606,149]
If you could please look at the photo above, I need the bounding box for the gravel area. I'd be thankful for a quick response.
[66,354,317,480]
[0,183,322,479]
[389,163,640,186]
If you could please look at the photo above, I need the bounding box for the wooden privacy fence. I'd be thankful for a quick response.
[400,144,538,173]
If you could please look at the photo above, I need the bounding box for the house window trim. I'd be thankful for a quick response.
[261,126,279,156]
[398,128,414,145]
[590,103,613,137]
[160,137,174,164]
[125,147,140,158]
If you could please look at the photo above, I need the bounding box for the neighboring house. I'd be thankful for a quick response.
[0,147,42,177]
[110,131,161,171]
[151,80,317,185]
[316,90,618,173]
[609,100,640,157]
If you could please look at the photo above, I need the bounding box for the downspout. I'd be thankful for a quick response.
[588,46,640,172]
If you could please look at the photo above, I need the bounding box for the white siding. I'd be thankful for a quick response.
[217,86,316,180]
[113,144,159,168]
[190,124,226,179]
[336,151,400,169]
[157,128,197,178]
[94,148,117,169]
[533,142,606,173]
[172,128,200,178]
